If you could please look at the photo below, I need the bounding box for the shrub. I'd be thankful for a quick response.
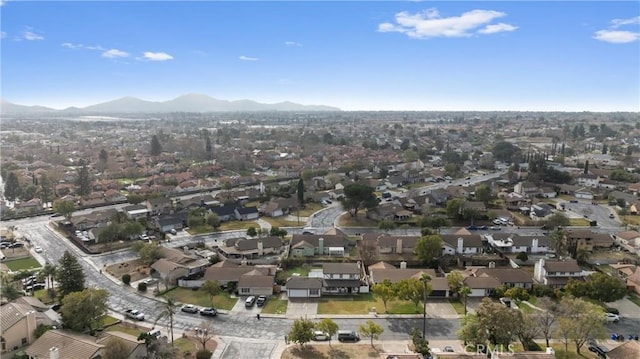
[196,350,212,359]
[138,282,147,292]
[516,251,528,262]
[122,274,131,285]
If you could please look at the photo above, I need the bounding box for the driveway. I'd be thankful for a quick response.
[285,298,318,317]
[609,296,640,319]
[426,299,459,319]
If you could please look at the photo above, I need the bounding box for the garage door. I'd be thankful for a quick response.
[288,289,309,298]
[430,290,447,297]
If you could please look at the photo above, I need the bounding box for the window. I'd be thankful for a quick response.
[241,288,250,294]
[1,336,5,351]
[309,289,319,296]
[21,338,27,345]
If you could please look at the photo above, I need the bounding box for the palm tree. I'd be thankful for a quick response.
[155,296,178,347]
[41,263,57,291]
[458,285,471,315]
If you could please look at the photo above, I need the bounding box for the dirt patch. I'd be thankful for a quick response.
[177,336,218,359]
[1,247,30,259]
[282,344,382,359]
[105,258,149,282]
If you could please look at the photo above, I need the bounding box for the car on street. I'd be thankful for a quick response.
[588,341,609,358]
[125,309,145,321]
[312,330,330,341]
[605,313,620,323]
[199,307,217,317]
[609,213,615,218]
[444,346,454,353]
[256,295,267,307]
[245,296,256,307]
[34,246,43,253]
[181,304,199,314]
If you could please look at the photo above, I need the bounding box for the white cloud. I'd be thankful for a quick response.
[478,22,518,34]
[594,16,640,44]
[22,29,44,41]
[102,49,129,58]
[62,42,81,49]
[611,16,640,28]
[593,30,640,44]
[142,52,174,61]
[0,31,6,39]
[285,41,302,47]
[239,55,259,61]
[378,8,517,39]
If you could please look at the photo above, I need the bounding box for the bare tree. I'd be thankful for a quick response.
[535,297,558,347]
[193,321,214,350]
[357,238,378,266]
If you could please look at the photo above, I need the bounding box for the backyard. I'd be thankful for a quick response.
[163,287,238,310]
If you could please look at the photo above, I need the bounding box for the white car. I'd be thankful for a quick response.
[312,331,330,341]
[34,246,43,253]
[605,313,620,323]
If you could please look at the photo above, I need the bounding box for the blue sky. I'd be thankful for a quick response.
[1,1,639,111]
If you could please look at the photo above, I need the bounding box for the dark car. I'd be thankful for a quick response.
[256,295,267,307]
[199,307,217,317]
[588,341,609,358]
[181,304,199,314]
[466,225,478,230]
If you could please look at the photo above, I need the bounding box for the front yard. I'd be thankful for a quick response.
[3,257,41,271]
[164,287,238,310]
[105,258,150,283]
[261,299,288,314]
[281,344,381,359]
[318,293,424,315]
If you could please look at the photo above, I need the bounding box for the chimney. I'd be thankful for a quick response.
[532,238,539,252]
[50,347,59,359]
[400,261,407,269]
[457,237,464,254]
[257,240,264,256]
[488,261,496,268]
[396,237,403,254]
[318,237,324,255]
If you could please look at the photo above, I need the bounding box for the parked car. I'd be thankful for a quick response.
[181,304,199,314]
[245,296,256,307]
[125,309,145,321]
[588,341,609,358]
[10,242,24,248]
[169,228,177,235]
[199,307,217,317]
[34,246,43,253]
[148,329,162,338]
[312,330,330,341]
[337,330,360,342]
[605,313,620,323]
[256,295,267,307]
[444,346,454,353]
[609,213,615,218]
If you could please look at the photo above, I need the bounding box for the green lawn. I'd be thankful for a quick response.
[105,324,145,337]
[279,266,317,279]
[173,337,198,355]
[217,221,260,231]
[318,293,423,314]
[569,218,591,226]
[164,288,237,310]
[448,298,466,315]
[261,217,303,228]
[261,299,288,314]
[298,204,324,217]
[4,257,42,271]
[628,293,640,307]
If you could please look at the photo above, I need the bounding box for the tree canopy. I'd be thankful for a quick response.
[414,235,442,266]
[341,184,378,219]
[565,272,627,302]
[287,317,316,346]
[359,320,384,348]
[57,250,86,298]
[60,287,109,334]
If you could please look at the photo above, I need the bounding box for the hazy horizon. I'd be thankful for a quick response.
[2,1,639,112]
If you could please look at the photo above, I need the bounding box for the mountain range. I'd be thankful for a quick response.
[0,93,341,114]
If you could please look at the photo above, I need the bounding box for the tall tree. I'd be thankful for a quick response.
[4,171,21,202]
[459,285,471,316]
[475,184,492,204]
[57,250,85,298]
[150,134,163,156]
[341,184,378,219]
[446,270,465,297]
[359,320,384,349]
[315,318,339,348]
[60,287,109,334]
[414,235,442,266]
[39,174,54,205]
[371,279,396,313]
[297,178,305,207]
[535,297,559,347]
[156,296,178,347]
[76,160,91,197]
[471,298,521,347]
[555,296,606,354]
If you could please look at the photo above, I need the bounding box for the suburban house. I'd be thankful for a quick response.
[0,302,37,354]
[441,234,484,255]
[210,205,238,222]
[361,234,420,255]
[156,212,188,233]
[529,203,555,221]
[577,173,599,188]
[25,330,103,359]
[150,247,210,285]
[289,234,347,257]
[614,230,640,254]
[146,197,173,215]
[285,277,324,298]
[463,275,501,297]
[151,258,188,286]
[322,262,365,295]
[566,230,614,251]
[514,181,539,197]
[533,259,584,288]
[367,261,436,285]
[235,206,259,221]
[468,267,534,289]
[202,261,276,294]
[71,209,117,230]
[217,236,283,259]
[122,204,150,220]
[485,233,552,254]
[606,340,640,359]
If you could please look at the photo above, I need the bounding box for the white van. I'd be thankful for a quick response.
[0,249,5,261]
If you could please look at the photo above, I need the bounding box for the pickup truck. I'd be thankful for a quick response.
[125,309,145,321]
